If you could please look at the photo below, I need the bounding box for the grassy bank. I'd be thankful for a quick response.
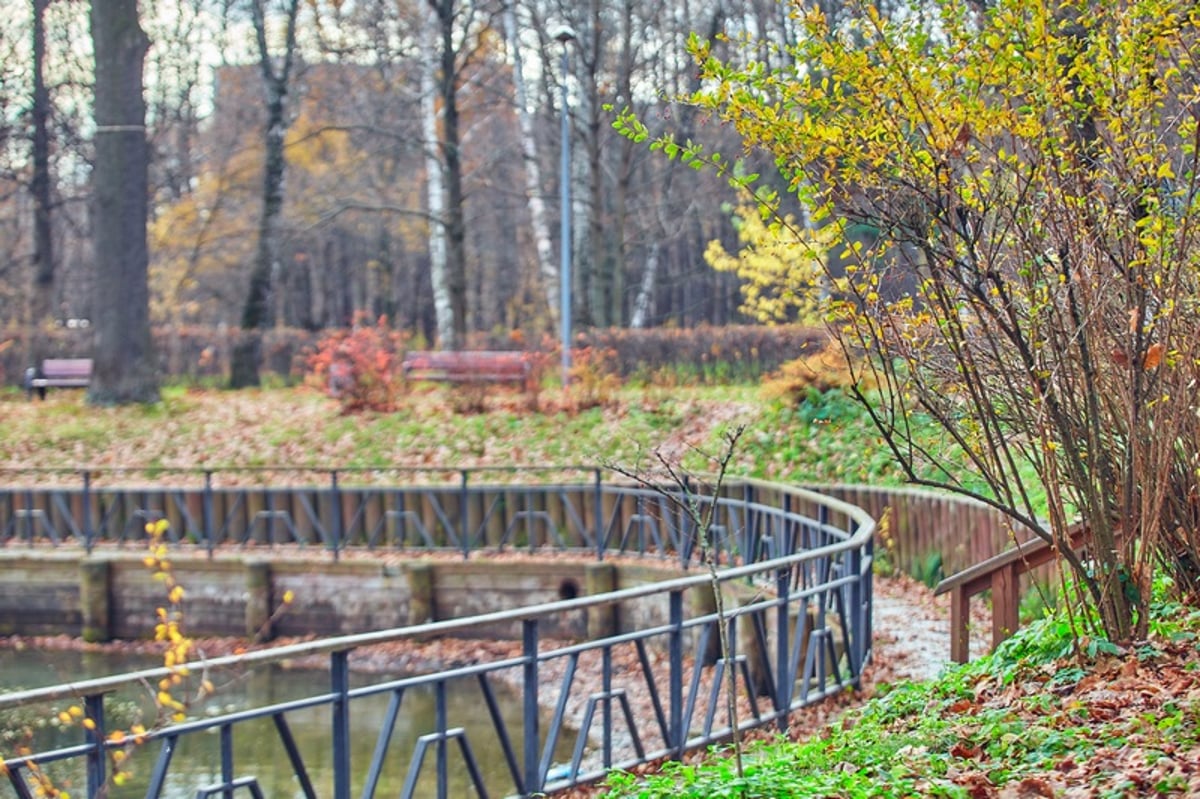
[602,581,1200,798]
[0,382,917,485]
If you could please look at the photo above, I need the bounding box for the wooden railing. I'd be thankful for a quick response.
[803,485,1039,580]
[932,523,1103,662]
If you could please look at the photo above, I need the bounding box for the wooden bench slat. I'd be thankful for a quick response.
[401,351,530,385]
[25,358,93,398]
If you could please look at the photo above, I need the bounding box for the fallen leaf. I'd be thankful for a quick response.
[1142,342,1165,370]
[1015,776,1055,797]
[951,741,982,759]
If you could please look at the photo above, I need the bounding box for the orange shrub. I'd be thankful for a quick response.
[306,315,407,412]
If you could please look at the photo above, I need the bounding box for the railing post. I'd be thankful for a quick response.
[847,527,864,687]
[330,470,342,561]
[742,482,755,563]
[594,468,604,561]
[435,681,449,799]
[460,470,470,560]
[522,619,540,796]
[602,645,613,767]
[203,470,215,559]
[865,527,874,661]
[85,692,105,797]
[331,650,351,799]
[81,470,94,555]
[775,565,791,729]
[220,723,234,799]
[669,589,684,756]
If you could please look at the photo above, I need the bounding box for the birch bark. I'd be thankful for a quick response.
[419,1,453,348]
[503,2,558,326]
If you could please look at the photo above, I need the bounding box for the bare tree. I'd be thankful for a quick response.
[29,0,55,361]
[503,0,558,328]
[229,0,301,387]
[607,425,749,779]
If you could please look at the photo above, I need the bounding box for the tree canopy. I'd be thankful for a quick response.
[620,0,1200,640]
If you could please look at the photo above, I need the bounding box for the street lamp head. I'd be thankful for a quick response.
[552,25,576,44]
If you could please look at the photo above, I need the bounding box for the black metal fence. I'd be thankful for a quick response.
[0,471,874,799]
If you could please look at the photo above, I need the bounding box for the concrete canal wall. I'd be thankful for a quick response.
[0,549,706,643]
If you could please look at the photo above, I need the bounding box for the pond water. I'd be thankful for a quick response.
[0,648,574,798]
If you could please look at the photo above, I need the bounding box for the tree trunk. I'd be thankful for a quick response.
[88,0,158,405]
[230,0,300,388]
[433,0,468,345]
[578,0,605,327]
[503,3,558,328]
[420,1,454,348]
[29,0,54,363]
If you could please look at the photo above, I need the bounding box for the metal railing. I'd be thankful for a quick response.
[0,473,874,799]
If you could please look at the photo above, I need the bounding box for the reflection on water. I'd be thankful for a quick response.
[0,648,574,798]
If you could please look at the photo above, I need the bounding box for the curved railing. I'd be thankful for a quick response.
[0,473,874,799]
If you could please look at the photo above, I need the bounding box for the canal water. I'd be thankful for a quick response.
[0,648,574,798]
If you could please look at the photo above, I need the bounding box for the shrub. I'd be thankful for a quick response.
[306,315,407,413]
[566,345,621,412]
[761,343,866,405]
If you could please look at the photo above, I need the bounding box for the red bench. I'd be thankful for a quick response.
[400,351,531,386]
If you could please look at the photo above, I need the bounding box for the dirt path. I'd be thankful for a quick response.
[870,573,992,683]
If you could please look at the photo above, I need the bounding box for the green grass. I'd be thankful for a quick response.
[0,382,1047,506]
[736,389,1051,518]
[601,581,1200,798]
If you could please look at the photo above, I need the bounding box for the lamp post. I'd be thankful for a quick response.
[555,26,574,389]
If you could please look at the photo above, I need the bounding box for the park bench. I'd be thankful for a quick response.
[24,358,93,399]
[401,350,531,386]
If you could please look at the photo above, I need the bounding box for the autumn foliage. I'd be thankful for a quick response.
[704,191,830,326]
[620,0,1200,641]
[307,315,407,413]
[761,343,868,405]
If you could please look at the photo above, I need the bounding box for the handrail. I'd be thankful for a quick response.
[0,510,868,711]
[0,475,874,799]
[934,523,1092,663]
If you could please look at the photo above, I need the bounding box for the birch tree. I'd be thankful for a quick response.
[503,0,557,327]
[419,1,454,348]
